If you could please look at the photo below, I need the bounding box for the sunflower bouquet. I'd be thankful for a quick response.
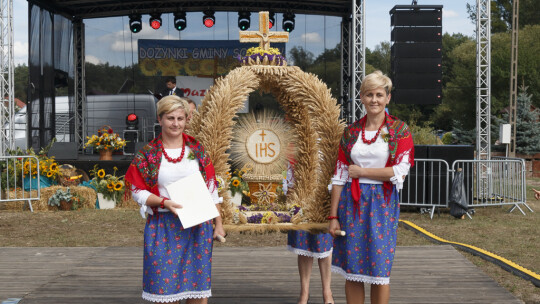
[84,126,126,152]
[228,166,251,197]
[89,164,125,203]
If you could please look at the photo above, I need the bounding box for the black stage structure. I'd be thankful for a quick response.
[26,0,368,156]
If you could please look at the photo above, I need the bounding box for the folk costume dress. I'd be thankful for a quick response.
[331,113,414,285]
[125,133,221,302]
[284,162,333,258]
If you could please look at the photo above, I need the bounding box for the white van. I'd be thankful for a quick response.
[13,94,157,150]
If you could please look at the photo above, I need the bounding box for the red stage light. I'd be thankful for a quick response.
[203,10,215,28]
[151,20,161,29]
[149,13,162,30]
[204,18,214,28]
[269,20,273,29]
[127,114,138,121]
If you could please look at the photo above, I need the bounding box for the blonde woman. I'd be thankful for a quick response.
[126,95,225,303]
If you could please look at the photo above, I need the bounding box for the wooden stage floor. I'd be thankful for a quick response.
[0,246,521,304]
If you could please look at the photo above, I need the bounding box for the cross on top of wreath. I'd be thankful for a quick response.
[239,11,289,50]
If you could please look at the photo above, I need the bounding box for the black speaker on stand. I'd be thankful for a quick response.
[390,5,443,105]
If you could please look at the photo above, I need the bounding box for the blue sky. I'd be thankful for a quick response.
[13,0,475,66]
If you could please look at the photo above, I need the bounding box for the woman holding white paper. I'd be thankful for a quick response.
[126,96,225,304]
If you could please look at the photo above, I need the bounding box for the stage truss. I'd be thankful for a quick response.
[0,0,491,157]
[0,0,14,156]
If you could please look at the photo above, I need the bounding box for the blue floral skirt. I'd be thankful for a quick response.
[331,183,400,285]
[287,230,333,259]
[142,212,214,302]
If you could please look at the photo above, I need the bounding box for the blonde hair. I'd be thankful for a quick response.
[157,95,189,118]
[360,70,392,95]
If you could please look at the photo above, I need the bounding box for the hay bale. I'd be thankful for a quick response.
[0,189,39,211]
[37,185,97,211]
[116,197,139,209]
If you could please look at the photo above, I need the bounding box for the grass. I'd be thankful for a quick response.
[0,178,538,303]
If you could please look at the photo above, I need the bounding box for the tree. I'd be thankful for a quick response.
[467,0,540,33]
[288,46,314,71]
[493,86,540,154]
[14,64,29,102]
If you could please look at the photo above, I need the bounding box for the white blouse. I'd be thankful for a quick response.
[331,128,411,190]
[131,145,221,218]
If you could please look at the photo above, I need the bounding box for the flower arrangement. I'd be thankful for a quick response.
[48,187,82,211]
[240,46,287,66]
[84,126,126,152]
[89,164,125,203]
[228,165,251,197]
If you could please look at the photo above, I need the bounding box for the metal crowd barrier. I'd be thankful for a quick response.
[399,157,531,218]
[0,155,40,212]
[452,157,532,215]
[399,159,450,219]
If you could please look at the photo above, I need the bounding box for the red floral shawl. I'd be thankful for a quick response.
[335,113,414,217]
[125,133,217,201]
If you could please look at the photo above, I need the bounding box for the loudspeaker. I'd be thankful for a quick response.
[392,58,441,74]
[401,145,428,205]
[392,89,442,104]
[391,42,441,58]
[47,142,78,160]
[391,9,442,27]
[426,145,474,206]
[393,73,441,89]
[391,27,442,43]
[390,5,443,105]
[123,130,139,155]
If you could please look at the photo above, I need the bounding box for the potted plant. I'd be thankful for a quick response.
[227,166,250,206]
[89,165,125,209]
[84,126,126,160]
[48,187,81,211]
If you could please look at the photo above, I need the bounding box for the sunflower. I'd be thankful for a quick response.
[232,179,241,187]
[97,169,106,178]
[50,163,58,172]
[114,182,123,191]
[46,171,53,177]
[107,182,114,189]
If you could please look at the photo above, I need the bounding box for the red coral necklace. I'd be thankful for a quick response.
[361,118,386,145]
[161,140,185,163]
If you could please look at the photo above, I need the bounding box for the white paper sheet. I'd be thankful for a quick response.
[165,172,219,229]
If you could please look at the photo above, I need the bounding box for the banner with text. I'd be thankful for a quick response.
[138,40,286,77]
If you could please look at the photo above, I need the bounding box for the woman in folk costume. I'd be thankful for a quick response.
[125,96,225,303]
[328,71,414,304]
[284,161,334,304]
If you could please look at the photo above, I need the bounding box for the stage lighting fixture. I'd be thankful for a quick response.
[269,12,275,29]
[283,12,295,32]
[174,12,187,31]
[129,14,142,33]
[238,11,251,30]
[126,113,139,130]
[203,10,215,28]
[149,13,162,30]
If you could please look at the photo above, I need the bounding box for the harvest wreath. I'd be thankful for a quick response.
[188,12,345,232]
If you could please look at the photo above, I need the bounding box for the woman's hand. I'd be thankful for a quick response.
[348,164,363,179]
[164,200,182,216]
[213,223,226,240]
[328,219,341,238]
[533,189,540,200]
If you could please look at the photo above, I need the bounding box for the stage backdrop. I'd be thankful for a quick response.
[138,40,286,77]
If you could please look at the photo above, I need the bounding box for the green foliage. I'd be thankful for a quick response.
[409,122,442,145]
[493,86,540,154]
[89,165,125,203]
[441,132,454,145]
[48,188,81,210]
[467,0,540,33]
[439,25,540,130]
[451,120,476,146]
